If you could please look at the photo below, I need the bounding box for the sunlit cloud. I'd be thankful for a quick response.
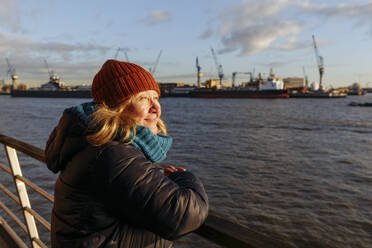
[220,21,301,56]
[274,36,310,51]
[218,0,303,55]
[142,10,170,25]
[216,0,372,56]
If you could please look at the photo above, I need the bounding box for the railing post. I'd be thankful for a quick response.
[4,144,41,248]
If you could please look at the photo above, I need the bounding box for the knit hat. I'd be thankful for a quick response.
[91,59,160,106]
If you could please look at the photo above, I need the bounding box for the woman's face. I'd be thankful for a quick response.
[129,90,161,134]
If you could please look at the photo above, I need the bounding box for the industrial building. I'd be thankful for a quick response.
[283,77,304,89]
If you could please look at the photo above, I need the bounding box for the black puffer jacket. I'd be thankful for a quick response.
[45,108,209,248]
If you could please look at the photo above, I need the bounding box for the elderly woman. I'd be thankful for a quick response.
[45,60,209,248]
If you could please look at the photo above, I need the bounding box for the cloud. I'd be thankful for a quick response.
[258,59,300,69]
[0,33,167,85]
[299,1,372,17]
[220,21,301,56]
[300,1,372,32]
[0,33,110,58]
[216,0,372,56]
[274,36,309,51]
[0,33,111,84]
[219,0,293,35]
[142,10,170,25]
[218,0,303,55]
[30,8,42,18]
[199,27,214,39]
[0,0,23,32]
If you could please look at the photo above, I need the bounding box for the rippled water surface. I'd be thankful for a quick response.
[0,94,371,247]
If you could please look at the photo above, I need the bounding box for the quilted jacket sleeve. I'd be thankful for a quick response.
[97,143,209,240]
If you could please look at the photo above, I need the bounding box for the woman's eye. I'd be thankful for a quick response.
[137,95,157,102]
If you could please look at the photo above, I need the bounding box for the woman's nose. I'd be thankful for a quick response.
[149,99,160,112]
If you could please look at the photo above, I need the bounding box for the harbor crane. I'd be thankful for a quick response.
[210,47,224,86]
[312,35,324,90]
[44,58,53,77]
[232,72,252,87]
[114,48,129,61]
[5,57,18,86]
[43,58,59,83]
[195,56,203,87]
[149,50,162,76]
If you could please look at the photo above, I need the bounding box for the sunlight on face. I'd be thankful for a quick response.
[129,90,161,134]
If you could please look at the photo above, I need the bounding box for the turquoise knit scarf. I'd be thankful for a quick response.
[68,102,172,163]
[129,126,172,163]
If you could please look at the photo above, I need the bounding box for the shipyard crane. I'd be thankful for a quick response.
[114,48,130,61]
[43,58,53,78]
[302,66,309,87]
[195,56,203,87]
[210,47,224,86]
[312,35,324,91]
[232,72,252,87]
[43,58,59,82]
[149,50,162,76]
[5,58,18,86]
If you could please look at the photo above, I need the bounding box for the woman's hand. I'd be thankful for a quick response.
[163,165,186,177]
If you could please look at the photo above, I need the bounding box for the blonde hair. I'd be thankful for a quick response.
[86,97,167,147]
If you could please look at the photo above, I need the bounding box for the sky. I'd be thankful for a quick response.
[1,0,372,88]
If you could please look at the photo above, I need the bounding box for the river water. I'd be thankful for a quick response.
[0,94,371,247]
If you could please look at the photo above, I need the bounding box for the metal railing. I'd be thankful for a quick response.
[0,134,52,248]
[0,133,295,248]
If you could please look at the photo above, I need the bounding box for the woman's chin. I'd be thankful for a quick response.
[149,126,158,135]
[140,123,158,134]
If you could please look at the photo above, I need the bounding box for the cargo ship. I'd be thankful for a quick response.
[11,88,92,98]
[189,88,289,98]
[11,72,92,98]
[190,73,289,99]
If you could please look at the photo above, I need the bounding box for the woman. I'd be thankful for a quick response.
[45,60,209,248]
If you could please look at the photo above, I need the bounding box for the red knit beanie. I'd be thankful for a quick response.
[91,59,160,106]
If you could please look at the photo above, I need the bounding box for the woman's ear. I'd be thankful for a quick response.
[124,103,133,113]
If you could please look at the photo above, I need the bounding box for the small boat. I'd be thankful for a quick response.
[348,102,372,107]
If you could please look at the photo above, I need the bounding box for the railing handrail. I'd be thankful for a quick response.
[0,135,45,163]
[0,133,295,248]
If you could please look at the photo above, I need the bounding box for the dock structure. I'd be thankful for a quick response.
[0,134,295,248]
